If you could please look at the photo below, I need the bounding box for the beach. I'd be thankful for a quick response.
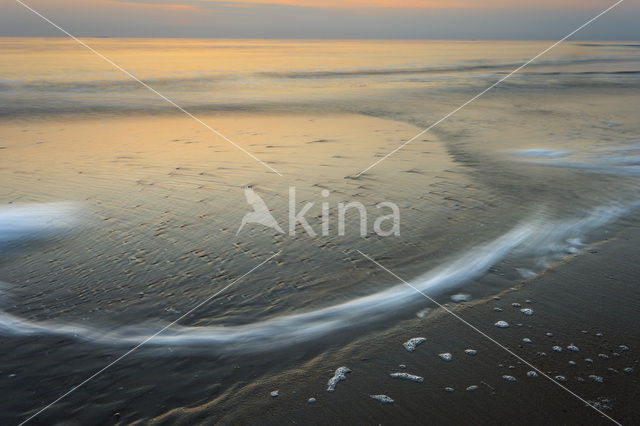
[1,38,640,424]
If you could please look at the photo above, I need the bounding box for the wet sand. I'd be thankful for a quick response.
[2,106,640,425]
[197,225,640,426]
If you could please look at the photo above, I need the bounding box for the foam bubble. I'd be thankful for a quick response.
[370,395,394,403]
[495,321,509,328]
[390,372,423,383]
[403,337,426,352]
[327,367,351,392]
[451,293,471,302]
[439,353,453,362]
[589,375,604,383]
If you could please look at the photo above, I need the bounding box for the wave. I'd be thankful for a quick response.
[0,202,83,248]
[0,58,637,93]
[509,146,640,177]
[258,57,640,79]
[0,202,636,354]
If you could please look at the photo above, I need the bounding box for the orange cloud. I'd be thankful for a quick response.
[214,0,470,7]
[113,0,201,11]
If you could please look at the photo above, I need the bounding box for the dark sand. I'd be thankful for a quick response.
[183,226,640,426]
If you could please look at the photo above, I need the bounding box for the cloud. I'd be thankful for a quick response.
[115,0,626,10]
[4,0,635,38]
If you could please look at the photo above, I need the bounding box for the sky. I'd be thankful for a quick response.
[1,0,639,40]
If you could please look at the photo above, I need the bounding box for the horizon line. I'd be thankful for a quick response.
[1,35,639,42]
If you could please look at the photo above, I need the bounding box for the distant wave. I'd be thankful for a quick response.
[0,202,635,354]
[258,57,639,79]
[0,58,636,92]
[577,43,640,49]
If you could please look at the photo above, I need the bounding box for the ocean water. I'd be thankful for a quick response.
[2,38,640,117]
[1,38,640,423]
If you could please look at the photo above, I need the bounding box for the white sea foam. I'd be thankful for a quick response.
[370,394,394,403]
[403,337,427,352]
[0,202,637,354]
[567,344,579,352]
[589,375,604,383]
[438,353,452,362]
[0,202,83,248]
[327,367,351,392]
[451,293,471,302]
[510,146,640,177]
[390,372,423,383]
